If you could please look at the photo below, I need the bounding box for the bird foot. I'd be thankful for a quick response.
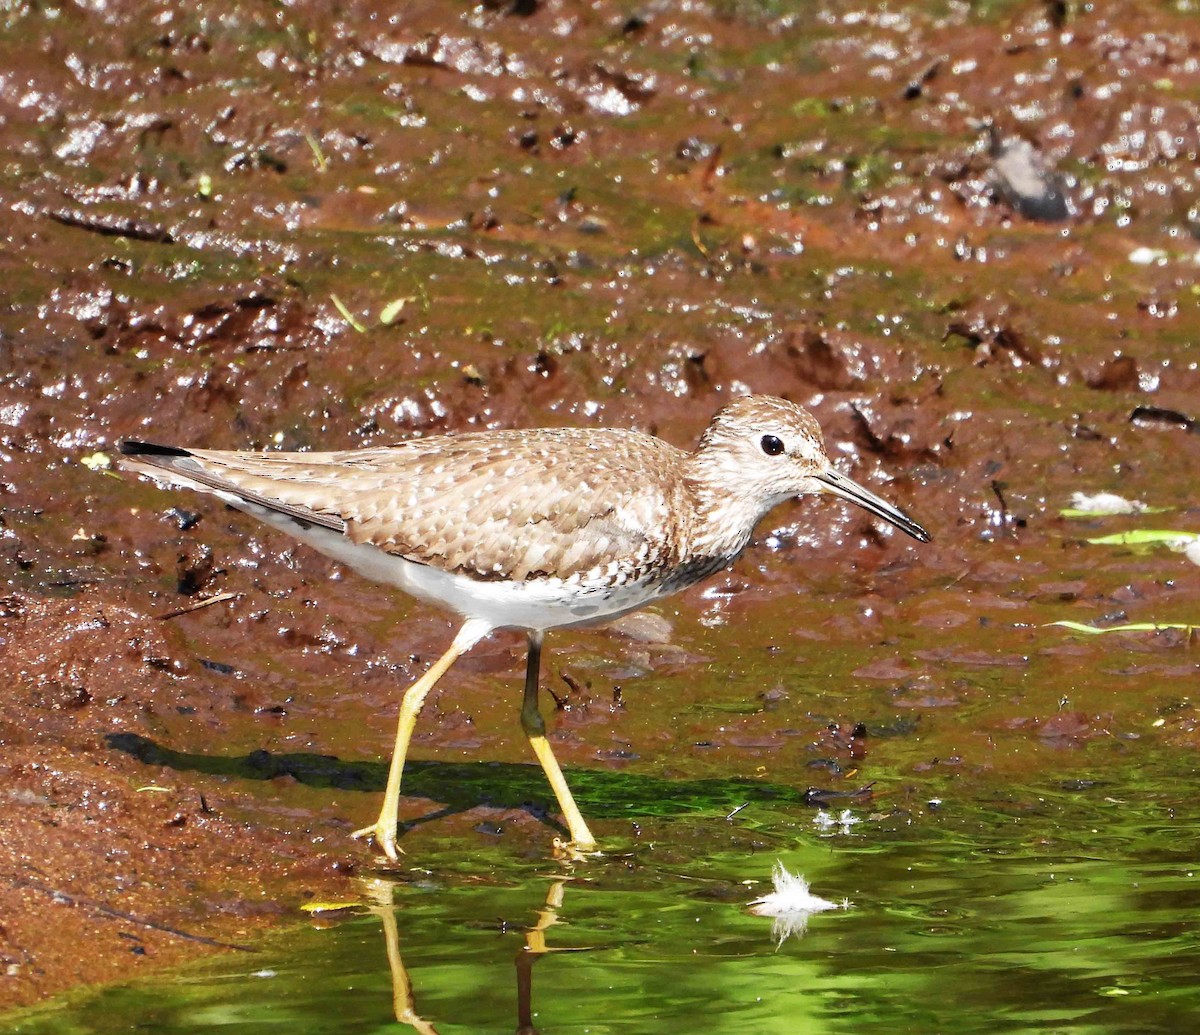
[352,821,405,863]
[552,836,603,863]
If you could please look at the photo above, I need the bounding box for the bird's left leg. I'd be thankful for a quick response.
[519,631,598,850]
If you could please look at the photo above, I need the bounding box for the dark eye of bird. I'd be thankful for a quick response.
[760,434,785,456]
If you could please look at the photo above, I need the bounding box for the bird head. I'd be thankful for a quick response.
[693,396,930,543]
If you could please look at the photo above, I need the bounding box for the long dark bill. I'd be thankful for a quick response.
[815,469,931,543]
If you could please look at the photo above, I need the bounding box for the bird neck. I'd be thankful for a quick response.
[681,454,768,564]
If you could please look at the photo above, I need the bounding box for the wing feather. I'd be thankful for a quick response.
[120,427,689,583]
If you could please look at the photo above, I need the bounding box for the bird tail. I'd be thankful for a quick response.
[116,440,343,533]
[117,440,212,492]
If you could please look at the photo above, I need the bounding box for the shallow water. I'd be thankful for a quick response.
[9,747,1198,1035]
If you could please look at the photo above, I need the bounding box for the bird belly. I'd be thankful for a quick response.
[230,499,683,633]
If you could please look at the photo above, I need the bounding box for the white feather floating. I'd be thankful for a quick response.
[748,861,850,947]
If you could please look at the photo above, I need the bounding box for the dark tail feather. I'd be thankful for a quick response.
[118,440,192,458]
[116,440,346,535]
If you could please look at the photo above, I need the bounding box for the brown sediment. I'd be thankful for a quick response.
[3,0,1200,1012]
[0,595,354,1009]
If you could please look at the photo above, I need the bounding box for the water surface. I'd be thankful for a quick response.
[10,749,1197,1034]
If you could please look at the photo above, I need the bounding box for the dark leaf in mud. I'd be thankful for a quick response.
[1069,422,1105,441]
[1129,405,1196,433]
[560,63,656,116]
[365,33,510,78]
[40,681,92,710]
[225,150,286,174]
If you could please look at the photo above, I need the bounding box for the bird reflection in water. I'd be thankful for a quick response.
[354,874,590,1034]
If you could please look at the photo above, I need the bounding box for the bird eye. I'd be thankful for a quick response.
[760,434,785,456]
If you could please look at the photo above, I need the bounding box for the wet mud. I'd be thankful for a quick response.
[2,0,1199,1012]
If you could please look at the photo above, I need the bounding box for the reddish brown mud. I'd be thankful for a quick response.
[2,0,1199,1012]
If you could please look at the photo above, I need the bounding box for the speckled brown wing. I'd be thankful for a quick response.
[173,427,691,583]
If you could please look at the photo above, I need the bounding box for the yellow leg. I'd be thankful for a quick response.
[360,879,437,1032]
[521,631,597,850]
[379,908,438,1034]
[353,619,490,862]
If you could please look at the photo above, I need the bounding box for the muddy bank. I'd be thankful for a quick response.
[3,0,1200,1012]
[0,594,358,1009]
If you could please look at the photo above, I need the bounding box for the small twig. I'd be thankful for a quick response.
[545,683,568,710]
[155,592,239,621]
[46,207,175,243]
[990,479,1010,521]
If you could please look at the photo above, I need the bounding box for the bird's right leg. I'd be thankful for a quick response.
[354,619,490,862]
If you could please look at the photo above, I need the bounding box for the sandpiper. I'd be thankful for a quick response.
[119,396,929,860]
